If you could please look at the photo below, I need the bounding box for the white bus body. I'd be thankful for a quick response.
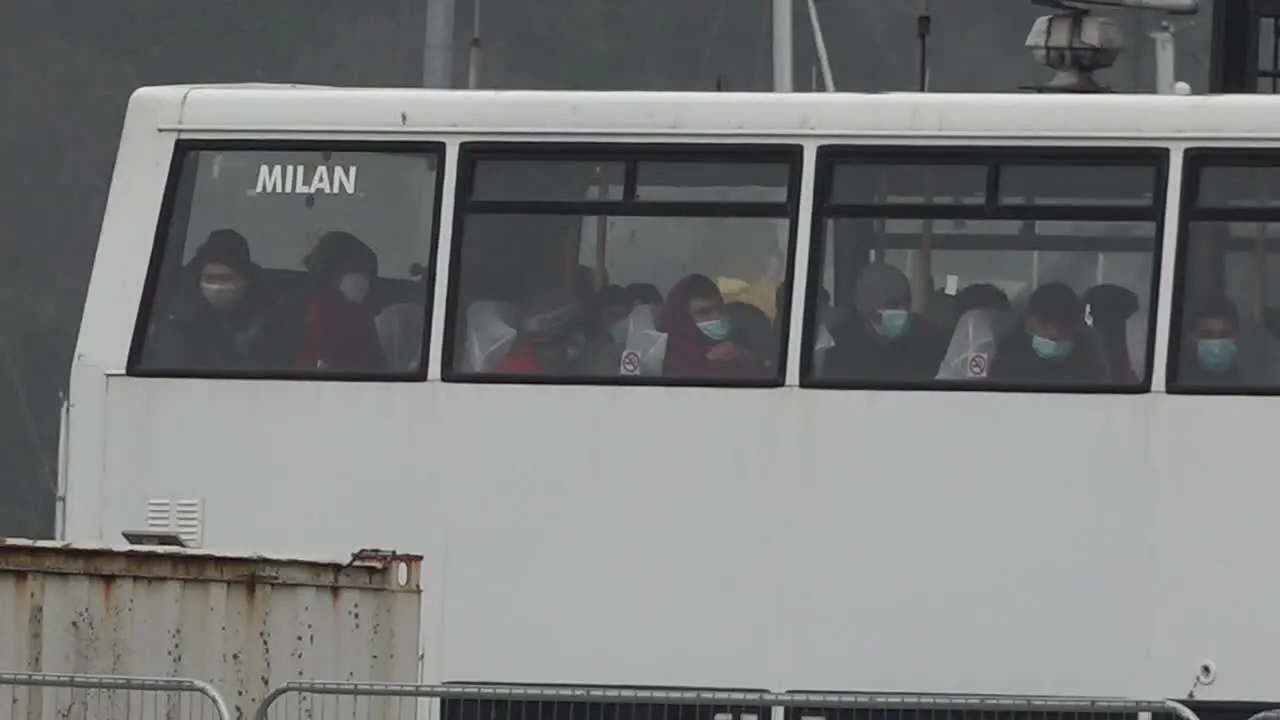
[66,85,1280,701]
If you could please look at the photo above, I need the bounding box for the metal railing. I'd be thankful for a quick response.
[251,683,1206,720]
[0,671,232,720]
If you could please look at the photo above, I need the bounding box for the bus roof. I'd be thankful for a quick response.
[135,84,1280,141]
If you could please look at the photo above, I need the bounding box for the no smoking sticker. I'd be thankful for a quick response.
[620,350,642,375]
[967,353,988,378]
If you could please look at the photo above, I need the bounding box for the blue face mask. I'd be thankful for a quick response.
[697,318,730,341]
[1196,337,1238,373]
[1031,334,1074,361]
[875,309,911,340]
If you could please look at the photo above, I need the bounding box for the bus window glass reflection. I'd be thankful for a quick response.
[805,148,1166,390]
[130,146,442,379]
[447,146,799,385]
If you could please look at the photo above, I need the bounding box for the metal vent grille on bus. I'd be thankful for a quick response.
[146,498,204,548]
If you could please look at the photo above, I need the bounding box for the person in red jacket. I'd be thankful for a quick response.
[660,274,765,380]
[295,231,387,373]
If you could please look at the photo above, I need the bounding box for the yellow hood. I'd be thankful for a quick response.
[716,276,778,320]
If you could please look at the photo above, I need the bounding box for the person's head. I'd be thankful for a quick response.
[665,274,730,342]
[1186,295,1240,373]
[854,263,913,340]
[953,283,1010,318]
[724,302,774,357]
[306,231,379,304]
[194,229,253,310]
[626,283,663,311]
[594,285,632,341]
[520,285,580,345]
[1025,282,1084,361]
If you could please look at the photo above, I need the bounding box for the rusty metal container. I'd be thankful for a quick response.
[0,539,422,716]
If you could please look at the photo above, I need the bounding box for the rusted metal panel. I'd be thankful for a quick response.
[0,540,422,718]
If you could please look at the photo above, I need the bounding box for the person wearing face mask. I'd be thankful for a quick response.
[1179,296,1243,386]
[575,285,632,376]
[494,286,582,375]
[823,263,945,381]
[660,274,765,379]
[989,281,1104,383]
[294,231,387,373]
[147,229,269,371]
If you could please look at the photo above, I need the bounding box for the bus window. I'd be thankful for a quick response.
[129,143,443,379]
[445,144,801,385]
[1171,152,1280,391]
[804,147,1167,390]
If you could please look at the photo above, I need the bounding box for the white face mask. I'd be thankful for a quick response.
[200,282,242,309]
[338,273,370,303]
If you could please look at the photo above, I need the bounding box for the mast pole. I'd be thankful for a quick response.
[773,0,794,92]
[423,0,456,88]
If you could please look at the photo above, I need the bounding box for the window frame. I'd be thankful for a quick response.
[800,144,1171,394]
[1168,148,1280,395]
[442,141,805,388]
[126,139,447,382]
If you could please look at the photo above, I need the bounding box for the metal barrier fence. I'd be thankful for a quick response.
[0,671,232,720]
[252,683,1206,720]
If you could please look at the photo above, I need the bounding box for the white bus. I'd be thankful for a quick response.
[64,84,1280,704]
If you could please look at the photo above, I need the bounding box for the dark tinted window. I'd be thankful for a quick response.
[1197,165,1280,208]
[1171,151,1280,392]
[635,161,790,202]
[472,160,626,201]
[830,163,987,206]
[805,147,1167,391]
[446,144,799,386]
[130,144,442,379]
[999,164,1157,206]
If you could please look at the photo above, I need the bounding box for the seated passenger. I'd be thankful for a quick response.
[823,263,945,381]
[724,302,778,375]
[953,283,1010,319]
[295,231,387,372]
[1083,284,1140,382]
[661,274,767,379]
[495,288,582,375]
[627,283,664,317]
[577,284,632,376]
[989,282,1104,383]
[1179,296,1243,386]
[148,229,268,371]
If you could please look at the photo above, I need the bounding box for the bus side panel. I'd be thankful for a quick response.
[92,380,1149,695]
[66,87,182,543]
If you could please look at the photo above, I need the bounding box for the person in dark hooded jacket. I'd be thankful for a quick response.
[147,229,269,371]
[1177,295,1244,386]
[989,281,1105,383]
[294,231,387,373]
[823,263,945,381]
